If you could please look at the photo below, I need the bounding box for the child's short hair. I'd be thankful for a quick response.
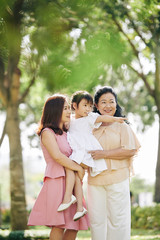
[71,91,93,110]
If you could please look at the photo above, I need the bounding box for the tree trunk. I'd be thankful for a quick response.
[154,116,160,203]
[6,104,27,230]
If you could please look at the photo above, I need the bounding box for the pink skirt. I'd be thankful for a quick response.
[28,177,89,230]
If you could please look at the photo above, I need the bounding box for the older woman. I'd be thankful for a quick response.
[88,86,140,240]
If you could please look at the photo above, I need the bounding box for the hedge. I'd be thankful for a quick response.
[131,204,160,230]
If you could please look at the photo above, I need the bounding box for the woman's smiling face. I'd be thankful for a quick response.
[61,101,71,124]
[96,93,117,116]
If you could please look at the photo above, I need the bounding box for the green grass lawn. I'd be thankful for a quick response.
[77,229,160,240]
[131,229,160,240]
[0,228,160,239]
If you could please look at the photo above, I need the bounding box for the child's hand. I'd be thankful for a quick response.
[114,117,127,123]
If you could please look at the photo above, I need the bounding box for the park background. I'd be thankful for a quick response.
[0,0,160,239]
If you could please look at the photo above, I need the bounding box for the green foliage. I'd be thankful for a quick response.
[1,0,158,127]
[1,209,10,224]
[20,80,48,122]
[131,204,160,230]
[86,0,160,127]
[1,0,159,123]
[44,29,130,94]
[67,31,129,89]
[8,231,29,240]
[112,69,156,130]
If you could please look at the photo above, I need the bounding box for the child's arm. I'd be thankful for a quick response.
[95,115,127,124]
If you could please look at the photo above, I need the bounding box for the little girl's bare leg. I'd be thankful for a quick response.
[62,168,75,203]
[63,229,78,240]
[74,172,83,212]
[50,227,64,240]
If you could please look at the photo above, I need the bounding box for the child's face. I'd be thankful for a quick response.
[74,99,93,118]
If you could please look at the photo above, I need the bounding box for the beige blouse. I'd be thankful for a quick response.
[88,122,141,186]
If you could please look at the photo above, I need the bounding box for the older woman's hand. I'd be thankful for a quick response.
[89,147,137,160]
[88,150,106,160]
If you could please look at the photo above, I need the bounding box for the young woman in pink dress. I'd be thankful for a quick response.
[28,94,89,240]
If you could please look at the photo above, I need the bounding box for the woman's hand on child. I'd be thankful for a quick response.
[64,122,70,130]
[77,166,85,180]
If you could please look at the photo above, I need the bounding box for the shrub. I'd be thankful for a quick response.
[131,204,160,230]
[8,231,31,240]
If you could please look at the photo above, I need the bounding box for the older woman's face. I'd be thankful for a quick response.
[96,93,117,116]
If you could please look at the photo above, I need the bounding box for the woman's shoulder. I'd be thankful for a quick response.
[97,122,129,132]
[112,121,132,133]
[41,128,56,135]
[41,128,66,139]
[120,121,131,129]
[40,128,56,145]
[112,121,129,128]
[98,121,126,128]
[41,128,68,146]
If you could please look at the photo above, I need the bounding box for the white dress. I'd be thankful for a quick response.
[67,112,107,176]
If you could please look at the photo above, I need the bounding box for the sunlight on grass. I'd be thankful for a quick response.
[77,237,160,240]
[131,237,160,240]
[77,230,91,240]
[76,236,160,240]
[77,238,90,240]
[24,229,50,238]
[77,230,160,240]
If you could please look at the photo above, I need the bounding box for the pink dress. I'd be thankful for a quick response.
[28,128,89,230]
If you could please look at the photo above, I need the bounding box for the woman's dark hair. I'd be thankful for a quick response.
[93,86,124,117]
[71,90,93,110]
[37,94,68,136]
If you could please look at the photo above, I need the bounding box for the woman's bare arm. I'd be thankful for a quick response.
[42,130,84,179]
